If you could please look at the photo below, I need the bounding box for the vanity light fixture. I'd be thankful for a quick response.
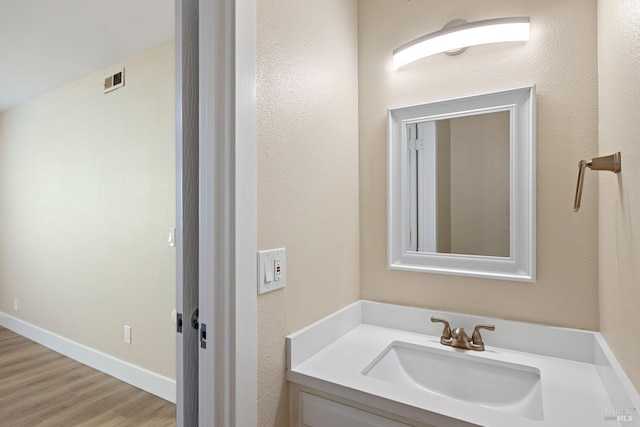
[393,17,530,69]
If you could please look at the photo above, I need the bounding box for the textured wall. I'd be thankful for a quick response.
[598,0,640,389]
[359,0,600,329]
[256,0,360,425]
[0,42,176,378]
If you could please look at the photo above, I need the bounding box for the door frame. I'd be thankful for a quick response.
[227,0,258,423]
[176,0,257,424]
[175,0,200,425]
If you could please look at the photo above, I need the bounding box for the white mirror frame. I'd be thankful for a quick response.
[388,85,536,282]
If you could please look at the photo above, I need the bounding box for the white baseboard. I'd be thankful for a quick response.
[0,311,176,403]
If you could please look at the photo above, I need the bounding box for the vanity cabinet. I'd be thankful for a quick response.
[296,392,409,427]
[290,384,436,427]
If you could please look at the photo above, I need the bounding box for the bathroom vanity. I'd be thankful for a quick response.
[287,301,639,427]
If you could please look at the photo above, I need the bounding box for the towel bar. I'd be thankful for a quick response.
[574,152,621,212]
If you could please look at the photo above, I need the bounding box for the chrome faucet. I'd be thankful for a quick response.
[431,317,495,351]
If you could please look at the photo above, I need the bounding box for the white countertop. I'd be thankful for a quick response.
[287,301,640,427]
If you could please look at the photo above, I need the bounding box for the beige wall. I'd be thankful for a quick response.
[256,0,360,425]
[598,0,640,389]
[359,0,600,329]
[0,41,176,378]
[449,112,510,257]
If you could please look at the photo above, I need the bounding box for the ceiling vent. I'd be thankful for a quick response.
[104,69,125,94]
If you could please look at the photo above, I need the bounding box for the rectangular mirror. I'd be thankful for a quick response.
[388,86,536,282]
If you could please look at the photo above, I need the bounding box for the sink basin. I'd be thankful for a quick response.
[362,341,544,420]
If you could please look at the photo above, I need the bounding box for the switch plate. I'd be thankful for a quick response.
[167,227,176,247]
[124,325,131,344]
[257,248,286,295]
[13,298,18,311]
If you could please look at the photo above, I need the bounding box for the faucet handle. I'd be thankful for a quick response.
[471,324,495,349]
[431,316,452,341]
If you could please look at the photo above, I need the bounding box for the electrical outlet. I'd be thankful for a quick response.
[257,248,286,295]
[274,257,282,281]
[124,325,131,344]
[13,298,18,311]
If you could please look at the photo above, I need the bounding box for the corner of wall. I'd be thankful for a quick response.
[597,0,640,390]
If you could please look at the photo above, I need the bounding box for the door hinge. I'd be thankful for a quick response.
[407,123,423,151]
[408,138,424,151]
[200,323,207,349]
[176,313,183,333]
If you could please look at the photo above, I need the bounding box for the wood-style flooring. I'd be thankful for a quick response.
[0,326,175,427]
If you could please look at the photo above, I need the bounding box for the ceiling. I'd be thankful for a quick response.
[0,0,174,112]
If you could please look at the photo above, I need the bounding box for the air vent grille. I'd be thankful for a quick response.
[104,69,125,94]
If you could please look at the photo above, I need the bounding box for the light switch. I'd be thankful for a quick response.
[265,262,274,283]
[257,248,286,295]
[124,325,131,344]
[167,227,176,247]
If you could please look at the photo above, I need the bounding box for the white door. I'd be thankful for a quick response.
[176,0,199,425]
[176,0,257,425]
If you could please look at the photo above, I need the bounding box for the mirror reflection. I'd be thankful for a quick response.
[406,111,510,257]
